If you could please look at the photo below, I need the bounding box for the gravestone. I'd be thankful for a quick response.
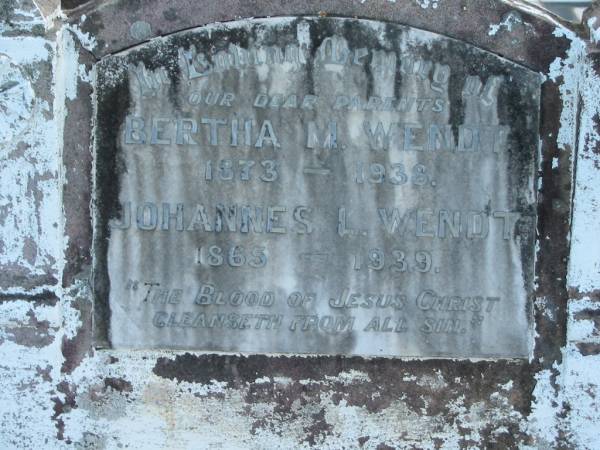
[94,17,539,358]
[4,0,600,446]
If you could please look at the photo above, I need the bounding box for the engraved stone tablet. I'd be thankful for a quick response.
[94,17,540,358]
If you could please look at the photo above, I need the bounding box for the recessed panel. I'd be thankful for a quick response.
[94,17,539,358]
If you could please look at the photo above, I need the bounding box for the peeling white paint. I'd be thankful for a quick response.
[325,370,371,384]
[587,17,600,44]
[501,0,565,29]
[0,0,599,448]
[68,15,98,51]
[0,36,50,63]
[0,1,61,283]
[561,18,600,447]
[0,298,64,449]
[415,0,439,9]
[548,29,586,156]
[567,48,600,293]
[527,17,600,449]
[488,11,529,36]
[0,55,34,144]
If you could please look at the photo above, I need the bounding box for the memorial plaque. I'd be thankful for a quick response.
[93,17,540,358]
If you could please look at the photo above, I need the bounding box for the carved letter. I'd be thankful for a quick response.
[124,116,146,144]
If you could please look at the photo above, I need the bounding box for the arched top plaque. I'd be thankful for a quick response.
[93,17,540,358]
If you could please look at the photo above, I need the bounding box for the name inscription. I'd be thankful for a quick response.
[94,17,540,357]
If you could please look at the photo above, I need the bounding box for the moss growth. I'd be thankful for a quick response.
[0,0,15,24]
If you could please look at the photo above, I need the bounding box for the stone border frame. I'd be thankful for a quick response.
[91,15,541,359]
[60,0,578,441]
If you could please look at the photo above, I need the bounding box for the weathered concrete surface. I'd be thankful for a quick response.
[0,0,598,448]
[66,0,575,72]
[0,0,60,292]
[94,17,539,358]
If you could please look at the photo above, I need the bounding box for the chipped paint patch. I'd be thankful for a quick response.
[488,11,528,36]
[0,0,61,290]
[415,0,439,9]
[587,17,600,44]
[67,14,97,51]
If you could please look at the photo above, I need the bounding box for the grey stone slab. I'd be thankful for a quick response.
[93,17,540,358]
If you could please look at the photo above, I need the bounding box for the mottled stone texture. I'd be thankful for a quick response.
[0,0,598,448]
[95,18,539,358]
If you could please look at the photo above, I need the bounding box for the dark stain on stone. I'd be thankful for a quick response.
[524,20,572,74]
[6,309,53,347]
[532,78,572,374]
[432,437,444,448]
[61,330,89,374]
[64,0,580,69]
[61,0,92,10]
[250,417,271,436]
[61,284,93,374]
[573,307,600,335]
[61,39,95,287]
[52,381,77,442]
[22,236,37,265]
[36,365,53,382]
[302,407,333,446]
[457,436,480,448]
[7,140,30,160]
[154,353,535,438]
[163,7,178,21]
[247,400,287,437]
[104,376,133,393]
[376,443,395,450]
[585,385,597,399]
[76,9,105,53]
[358,436,370,447]
[93,56,131,347]
[123,0,142,12]
[0,289,58,304]
[576,342,600,356]
[0,265,58,292]
[0,0,15,24]
[472,421,526,449]
[31,23,45,36]
[568,288,600,301]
